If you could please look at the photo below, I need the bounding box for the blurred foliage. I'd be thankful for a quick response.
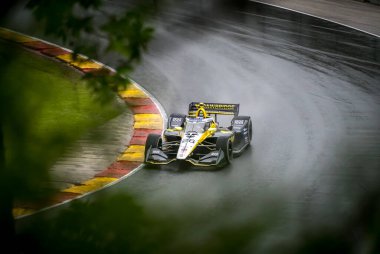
[0,39,123,195]
[26,0,155,102]
[0,0,379,254]
[0,0,157,251]
[0,40,120,200]
[16,193,268,254]
[16,189,379,254]
[26,0,103,42]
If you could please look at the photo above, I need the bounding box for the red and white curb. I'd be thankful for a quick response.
[0,27,166,218]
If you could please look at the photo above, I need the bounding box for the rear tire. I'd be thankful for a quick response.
[216,136,233,167]
[167,113,186,129]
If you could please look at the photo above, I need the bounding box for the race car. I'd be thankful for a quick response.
[144,102,252,168]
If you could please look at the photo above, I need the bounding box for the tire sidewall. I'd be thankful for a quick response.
[216,136,233,165]
[144,134,162,162]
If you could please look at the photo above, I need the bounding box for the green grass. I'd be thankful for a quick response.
[0,40,125,195]
[0,40,124,146]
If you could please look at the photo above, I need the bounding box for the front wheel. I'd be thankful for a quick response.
[232,116,253,158]
[144,134,162,163]
[216,136,233,167]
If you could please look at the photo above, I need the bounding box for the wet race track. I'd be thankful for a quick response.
[111,0,380,246]
[14,0,380,251]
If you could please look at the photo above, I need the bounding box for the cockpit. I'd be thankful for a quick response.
[184,117,214,133]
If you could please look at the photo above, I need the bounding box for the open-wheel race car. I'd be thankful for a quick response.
[144,102,253,168]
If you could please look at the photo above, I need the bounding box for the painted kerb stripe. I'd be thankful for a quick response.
[0,27,166,218]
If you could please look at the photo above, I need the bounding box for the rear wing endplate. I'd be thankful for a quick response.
[188,102,239,117]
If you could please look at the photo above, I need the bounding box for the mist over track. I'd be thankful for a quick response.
[8,0,380,249]
[107,0,380,245]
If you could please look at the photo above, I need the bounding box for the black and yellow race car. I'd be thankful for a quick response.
[144,102,252,168]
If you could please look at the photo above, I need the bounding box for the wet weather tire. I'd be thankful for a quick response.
[232,116,253,158]
[167,113,187,129]
[233,115,252,145]
[216,136,233,167]
[144,134,162,163]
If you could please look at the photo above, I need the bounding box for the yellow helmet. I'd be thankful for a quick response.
[196,103,207,118]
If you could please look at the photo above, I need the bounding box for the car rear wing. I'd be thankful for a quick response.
[188,102,239,117]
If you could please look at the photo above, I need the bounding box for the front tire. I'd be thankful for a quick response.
[144,134,162,163]
[232,116,252,158]
[216,136,233,167]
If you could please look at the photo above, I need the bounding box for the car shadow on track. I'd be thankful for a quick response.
[142,145,253,173]
[142,161,232,173]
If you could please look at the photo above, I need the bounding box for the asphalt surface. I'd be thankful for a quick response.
[107,0,380,249]
[255,0,380,37]
[7,0,380,251]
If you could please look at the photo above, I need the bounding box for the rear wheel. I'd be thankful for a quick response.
[216,136,233,167]
[167,113,186,129]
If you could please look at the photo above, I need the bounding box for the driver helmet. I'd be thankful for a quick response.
[196,102,208,118]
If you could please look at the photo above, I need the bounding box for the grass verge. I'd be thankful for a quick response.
[0,39,125,198]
